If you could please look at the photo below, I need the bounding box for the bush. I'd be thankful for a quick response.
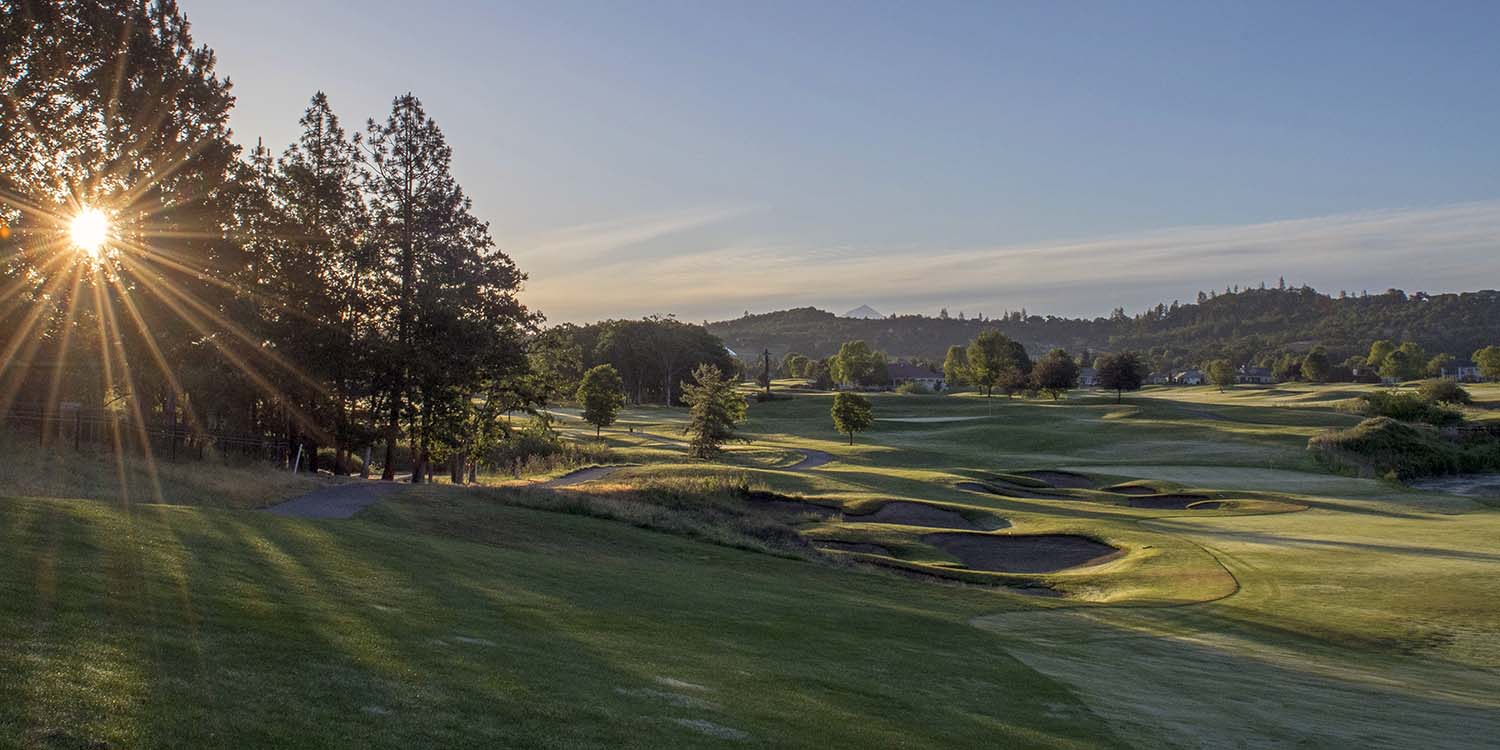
[1357,390,1462,426]
[1417,379,1472,405]
[485,424,614,478]
[1310,417,1500,479]
[894,381,931,395]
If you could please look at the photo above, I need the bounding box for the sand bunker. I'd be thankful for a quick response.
[923,532,1121,573]
[813,540,894,556]
[845,501,1005,530]
[1014,470,1099,489]
[956,481,1068,500]
[1127,494,1212,510]
[1105,485,1158,496]
[879,416,985,423]
[743,491,841,519]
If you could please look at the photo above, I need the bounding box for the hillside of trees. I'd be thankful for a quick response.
[708,286,1500,373]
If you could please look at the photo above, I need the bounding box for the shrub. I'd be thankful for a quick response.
[1357,390,1462,426]
[1417,379,1472,405]
[894,381,931,395]
[1309,417,1500,479]
[485,423,614,478]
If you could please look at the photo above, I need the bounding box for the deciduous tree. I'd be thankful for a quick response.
[1031,349,1079,400]
[1206,359,1236,391]
[831,392,874,444]
[576,364,625,437]
[1094,352,1147,403]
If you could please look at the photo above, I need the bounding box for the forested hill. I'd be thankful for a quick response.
[706,287,1500,369]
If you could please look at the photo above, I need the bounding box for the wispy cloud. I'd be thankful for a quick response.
[508,205,751,277]
[519,200,1500,323]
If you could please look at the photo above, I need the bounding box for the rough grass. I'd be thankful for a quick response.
[0,434,318,509]
[1310,416,1500,479]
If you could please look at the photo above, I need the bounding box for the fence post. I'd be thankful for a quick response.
[291,443,303,474]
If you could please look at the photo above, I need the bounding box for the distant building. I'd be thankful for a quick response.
[1442,361,1485,382]
[1146,372,1172,385]
[1174,369,1206,386]
[1078,367,1099,387]
[887,362,945,392]
[1237,366,1274,385]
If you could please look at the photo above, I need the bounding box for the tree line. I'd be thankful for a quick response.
[707,287,1500,373]
[1,2,749,481]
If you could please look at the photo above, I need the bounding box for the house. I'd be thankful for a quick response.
[887,362,945,392]
[1078,367,1099,387]
[1237,366,1274,385]
[1442,361,1485,382]
[1146,372,1171,385]
[1173,369,1205,386]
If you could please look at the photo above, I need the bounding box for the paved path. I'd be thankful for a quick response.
[265,480,405,520]
[541,465,631,488]
[786,448,835,471]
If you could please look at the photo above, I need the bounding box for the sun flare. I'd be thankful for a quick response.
[70,207,110,258]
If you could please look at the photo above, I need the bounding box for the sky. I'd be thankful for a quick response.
[185,0,1500,323]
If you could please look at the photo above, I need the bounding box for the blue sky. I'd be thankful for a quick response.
[187,1,1500,322]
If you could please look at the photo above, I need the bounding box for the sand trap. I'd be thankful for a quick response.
[1127,494,1212,510]
[743,491,841,519]
[878,416,985,423]
[956,481,1068,500]
[1105,485,1158,496]
[813,540,894,555]
[1014,470,1099,489]
[923,532,1122,573]
[846,501,1005,530]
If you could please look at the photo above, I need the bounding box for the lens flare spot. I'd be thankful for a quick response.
[71,207,110,258]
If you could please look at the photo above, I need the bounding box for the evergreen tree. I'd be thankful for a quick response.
[273,93,372,473]
[360,94,532,481]
[680,364,746,459]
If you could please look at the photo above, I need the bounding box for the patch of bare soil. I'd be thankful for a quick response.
[1105,485,1158,495]
[1127,494,1212,509]
[1014,470,1099,489]
[846,501,1006,530]
[923,532,1122,573]
[812,539,893,555]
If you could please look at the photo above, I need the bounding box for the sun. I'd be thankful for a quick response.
[70,207,111,258]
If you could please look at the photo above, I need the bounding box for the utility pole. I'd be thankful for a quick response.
[762,349,772,399]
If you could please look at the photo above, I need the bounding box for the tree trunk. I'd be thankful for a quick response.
[381,437,396,481]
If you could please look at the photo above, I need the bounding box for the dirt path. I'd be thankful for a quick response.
[265,480,405,520]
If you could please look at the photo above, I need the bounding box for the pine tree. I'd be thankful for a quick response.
[360,94,532,481]
[681,364,746,459]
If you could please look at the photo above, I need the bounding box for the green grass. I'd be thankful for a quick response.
[0,492,1119,749]
[5,381,1500,747]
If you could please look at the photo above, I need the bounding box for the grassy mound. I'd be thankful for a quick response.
[1309,416,1500,479]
